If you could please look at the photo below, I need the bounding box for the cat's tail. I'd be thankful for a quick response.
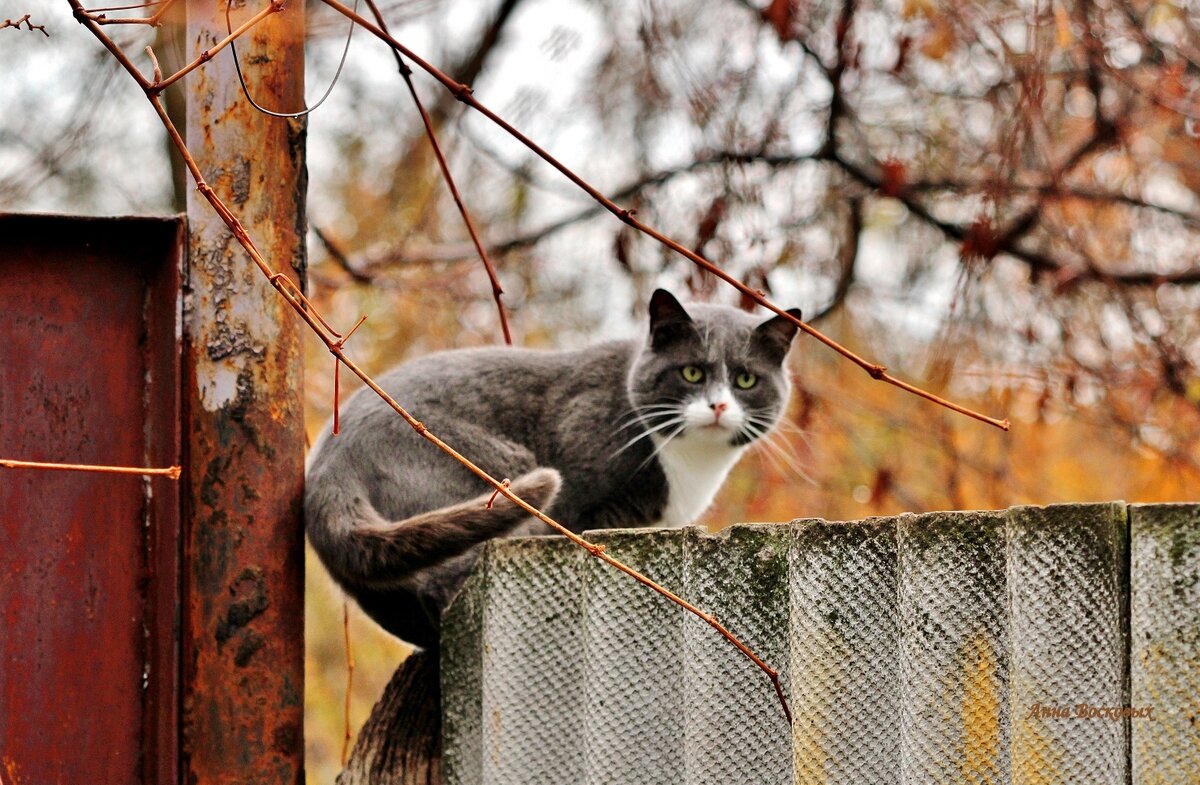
[314,468,562,589]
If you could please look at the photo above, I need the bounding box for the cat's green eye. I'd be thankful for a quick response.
[735,371,757,389]
[681,365,704,383]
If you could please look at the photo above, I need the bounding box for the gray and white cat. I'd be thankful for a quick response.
[305,290,802,647]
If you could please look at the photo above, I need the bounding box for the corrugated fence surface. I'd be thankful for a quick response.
[442,503,1200,784]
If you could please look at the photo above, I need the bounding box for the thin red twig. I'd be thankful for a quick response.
[151,1,283,93]
[485,478,511,510]
[319,0,1009,431]
[89,1,169,12]
[332,315,367,435]
[0,458,182,479]
[1,14,49,35]
[341,599,355,766]
[362,0,512,345]
[333,355,342,435]
[144,44,162,81]
[80,0,175,25]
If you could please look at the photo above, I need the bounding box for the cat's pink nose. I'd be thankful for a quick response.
[710,402,728,421]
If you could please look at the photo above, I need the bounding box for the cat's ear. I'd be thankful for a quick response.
[649,289,692,325]
[648,289,696,349]
[754,308,803,363]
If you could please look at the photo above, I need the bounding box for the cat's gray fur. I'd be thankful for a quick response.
[305,290,802,648]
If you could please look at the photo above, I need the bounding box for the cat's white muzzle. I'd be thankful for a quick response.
[681,394,744,442]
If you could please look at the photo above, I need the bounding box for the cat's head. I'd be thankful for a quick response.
[626,289,802,448]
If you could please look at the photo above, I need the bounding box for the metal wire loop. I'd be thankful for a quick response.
[225,0,359,119]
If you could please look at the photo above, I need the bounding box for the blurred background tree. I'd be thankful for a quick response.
[3,0,1199,780]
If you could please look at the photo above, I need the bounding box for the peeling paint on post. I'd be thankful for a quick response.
[183,2,305,784]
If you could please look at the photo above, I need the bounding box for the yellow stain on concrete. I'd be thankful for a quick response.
[485,706,504,771]
[1134,639,1200,784]
[792,624,847,785]
[959,630,1003,785]
[793,709,829,785]
[1012,692,1064,785]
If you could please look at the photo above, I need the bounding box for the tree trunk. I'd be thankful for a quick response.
[339,650,442,785]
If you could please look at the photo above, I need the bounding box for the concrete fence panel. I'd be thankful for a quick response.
[789,517,899,784]
[897,510,1009,785]
[1131,504,1200,785]
[1007,503,1127,785]
[684,524,792,783]
[582,529,684,785]
[442,502,1200,784]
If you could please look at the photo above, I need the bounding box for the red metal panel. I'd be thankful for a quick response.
[0,214,183,785]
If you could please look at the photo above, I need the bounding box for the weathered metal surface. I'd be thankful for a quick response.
[1131,503,1200,784]
[436,502,1199,784]
[0,213,183,785]
[182,2,306,784]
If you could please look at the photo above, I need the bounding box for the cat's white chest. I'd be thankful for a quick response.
[651,434,744,527]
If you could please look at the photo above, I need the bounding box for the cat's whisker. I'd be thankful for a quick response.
[615,417,658,435]
[614,401,686,423]
[751,420,811,472]
[612,415,688,458]
[744,415,805,459]
[745,413,805,443]
[620,401,685,416]
[739,419,769,445]
[626,421,683,442]
[748,432,790,476]
[615,407,686,435]
[614,404,684,433]
[751,436,792,479]
[629,421,688,478]
[624,415,686,443]
[742,420,815,484]
[762,443,815,485]
[750,413,797,432]
[756,415,814,450]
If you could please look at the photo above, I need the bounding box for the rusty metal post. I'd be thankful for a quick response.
[183,2,306,783]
